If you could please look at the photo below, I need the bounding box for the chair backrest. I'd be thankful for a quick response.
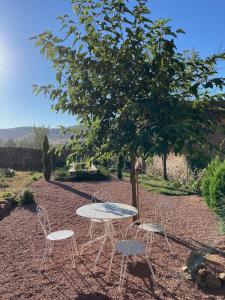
[36,205,51,237]
[154,201,173,226]
[91,191,112,203]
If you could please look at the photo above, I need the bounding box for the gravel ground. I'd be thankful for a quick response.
[0,178,225,300]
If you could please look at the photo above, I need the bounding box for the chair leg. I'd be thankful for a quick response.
[118,256,128,292]
[164,230,172,254]
[88,221,95,240]
[145,256,156,281]
[94,233,107,271]
[94,222,111,271]
[67,239,75,268]
[72,236,78,256]
[107,246,115,278]
[131,254,137,267]
[48,241,54,255]
[40,240,50,271]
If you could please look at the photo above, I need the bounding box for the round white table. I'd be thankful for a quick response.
[76,202,138,269]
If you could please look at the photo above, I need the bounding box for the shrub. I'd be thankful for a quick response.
[17,189,35,205]
[54,166,110,181]
[97,166,110,179]
[201,157,221,208]
[54,169,69,181]
[43,135,51,181]
[209,161,225,211]
[0,180,9,188]
[30,173,42,181]
[0,168,15,178]
[2,191,13,199]
[186,169,205,195]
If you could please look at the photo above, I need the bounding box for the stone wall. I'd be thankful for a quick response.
[0,147,42,171]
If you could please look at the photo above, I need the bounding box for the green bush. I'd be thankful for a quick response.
[54,169,69,181]
[18,189,35,205]
[209,161,225,211]
[30,173,42,181]
[2,191,13,199]
[186,169,205,195]
[54,166,110,181]
[0,180,9,188]
[201,157,221,208]
[0,168,15,178]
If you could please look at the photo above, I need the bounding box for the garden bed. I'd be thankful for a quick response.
[0,171,42,218]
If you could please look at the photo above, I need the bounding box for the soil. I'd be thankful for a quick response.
[0,178,225,300]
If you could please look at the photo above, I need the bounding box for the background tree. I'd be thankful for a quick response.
[16,137,34,148]
[32,125,50,149]
[43,135,51,181]
[32,0,225,216]
[4,139,17,147]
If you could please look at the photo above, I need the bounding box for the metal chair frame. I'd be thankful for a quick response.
[107,221,156,292]
[88,191,112,240]
[139,201,173,253]
[36,205,78,270]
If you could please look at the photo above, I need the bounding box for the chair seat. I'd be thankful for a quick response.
[47,230,74,241]
[139,223,164,233]
[115,240,145,256]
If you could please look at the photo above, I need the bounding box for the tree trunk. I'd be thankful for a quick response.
[130,151,138,222]
[162,153,168,180]
[141,156,147,173]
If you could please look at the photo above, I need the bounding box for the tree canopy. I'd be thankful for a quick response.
[32,0,225,211]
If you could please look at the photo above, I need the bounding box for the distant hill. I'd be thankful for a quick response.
[0,126,79,144]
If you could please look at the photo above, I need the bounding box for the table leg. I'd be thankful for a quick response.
[94,221,114,271]
[80,235,105,255]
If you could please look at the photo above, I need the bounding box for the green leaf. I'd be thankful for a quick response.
[56,71,62,83]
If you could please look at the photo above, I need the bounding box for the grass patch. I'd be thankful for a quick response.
[123,172,193,196]
[0,171,42,202]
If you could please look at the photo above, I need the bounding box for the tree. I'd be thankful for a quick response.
[16,137,34,148]
[43,135,51,181]
[149,49,225,180]
[4,139,16,147]
[32,125,50,149]
[32,0,225,218]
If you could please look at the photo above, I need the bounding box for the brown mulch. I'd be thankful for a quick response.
[0,178,225,300]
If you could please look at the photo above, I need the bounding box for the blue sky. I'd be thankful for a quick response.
[0,0,224,129]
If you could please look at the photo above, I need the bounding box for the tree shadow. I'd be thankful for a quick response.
[0,202,17,220]
[19,203,37,214]
[50,181,94,202]
[75,293,111,300]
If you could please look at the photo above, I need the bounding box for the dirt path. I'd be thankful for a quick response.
[0,178,225,300]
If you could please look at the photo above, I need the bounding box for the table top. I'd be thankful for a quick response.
[76,202,138,220]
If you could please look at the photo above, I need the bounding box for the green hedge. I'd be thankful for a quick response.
[210,161,225,212]
[201,157,221,208]
[54,166,110,182]
[202,158,225,232]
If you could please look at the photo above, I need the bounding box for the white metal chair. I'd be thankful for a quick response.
[138,201,173,253]
[107,221,156,292]
[88,191,112,240]
[36,205,78,270]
